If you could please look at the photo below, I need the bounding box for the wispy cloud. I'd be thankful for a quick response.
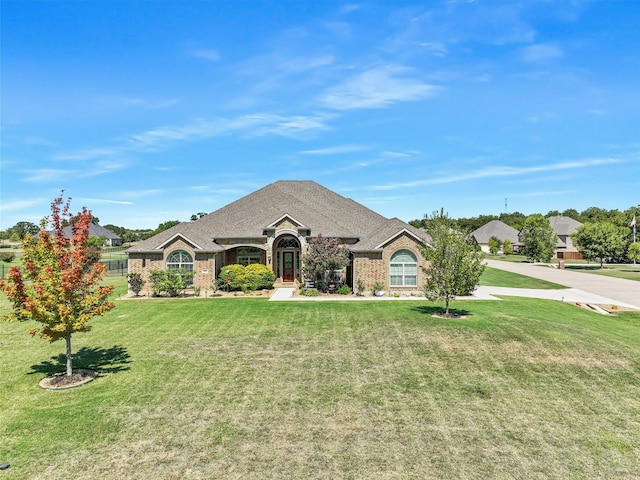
[78,197,134,205]
[190,48,221,61]
[22,168,75,183]
[300,145,368,155]
[520,44,564,64]
[370,157,622,190]
[52,113,333,164]
[320,65,438,110]
[0,199,44,211]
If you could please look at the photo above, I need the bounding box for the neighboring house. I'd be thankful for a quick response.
[547,215,582,259]
[126,180,432,294]
[516,215,583,259]
[63,224,123,247]
[90,224,123,247]
[470,220,519,253]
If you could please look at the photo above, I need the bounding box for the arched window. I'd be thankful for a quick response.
[390,249,417,286]
[166,250,194,271]
[277,236,299,249]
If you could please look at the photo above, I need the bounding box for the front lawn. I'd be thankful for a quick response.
[565,264,640,282]
[1,294,639,479]
[479,266,566,289]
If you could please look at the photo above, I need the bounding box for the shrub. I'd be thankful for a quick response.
[0,252,15,263]
[301,288,320,297]
[372,281,385,296]
[245,263,276,291]
[336,284,352,295]
[218,264,247,292]
[149,269,194,297]
[127,273,144,296]
[356,278,365,296]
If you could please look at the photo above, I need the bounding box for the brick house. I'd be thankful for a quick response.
[126,180,432,295]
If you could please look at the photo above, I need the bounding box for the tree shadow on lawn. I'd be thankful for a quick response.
[29,345,131,377]
[410,305,472,318]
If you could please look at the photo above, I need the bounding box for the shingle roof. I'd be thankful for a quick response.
[127,180,430,253]
[471,220,519,245]
[547,215,582,235]
[62,224,121,240]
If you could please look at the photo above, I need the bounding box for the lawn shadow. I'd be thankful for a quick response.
[410,305,472,318]
[29,345,131,376]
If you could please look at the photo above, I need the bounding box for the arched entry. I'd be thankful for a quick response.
[275,236,300,282]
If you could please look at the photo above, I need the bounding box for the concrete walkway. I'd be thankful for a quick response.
[484,259,640,310]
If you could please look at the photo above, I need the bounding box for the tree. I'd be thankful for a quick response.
[7,221,39,240]
[499,211,527,231]
[520,214,557,263]
[421,211,485,315]
[628,242,640,264]
[153,220,180,235]
[572,221,627,268]
[302,234,350,292]
[190,212,208,221]
[503,238,514,255]
[488,236,502,255]
[0,195,115,377]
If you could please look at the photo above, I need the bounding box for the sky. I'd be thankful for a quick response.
[1,0,639,231]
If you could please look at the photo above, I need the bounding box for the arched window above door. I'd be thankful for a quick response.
[277,236,299,249]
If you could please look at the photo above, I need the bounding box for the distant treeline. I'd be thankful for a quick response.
[410,205,640,233]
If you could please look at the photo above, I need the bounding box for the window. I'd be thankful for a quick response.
[390,249,417,286]
[277,237,299,249]
[237,247,262,266]
[166,250,193,271]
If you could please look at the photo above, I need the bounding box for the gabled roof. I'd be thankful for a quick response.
[548,215,582,235]
[351,218,431,252]
[471,220,519,244]
[128,180,428,253]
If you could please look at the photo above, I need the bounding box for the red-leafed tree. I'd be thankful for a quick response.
[0,194,115,376]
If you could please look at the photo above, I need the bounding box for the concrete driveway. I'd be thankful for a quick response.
[484,259,640,310]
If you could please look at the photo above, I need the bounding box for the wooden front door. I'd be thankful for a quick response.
[283,251,295,282]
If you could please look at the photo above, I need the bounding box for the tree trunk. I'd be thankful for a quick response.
[65,331,73,376]
[445,298,450,315]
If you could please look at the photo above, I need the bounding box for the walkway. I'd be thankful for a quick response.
[484,259,640,310]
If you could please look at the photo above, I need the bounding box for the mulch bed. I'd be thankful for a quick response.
[38,368,99,390]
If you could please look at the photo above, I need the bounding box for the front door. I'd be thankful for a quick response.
[283,251,295,282]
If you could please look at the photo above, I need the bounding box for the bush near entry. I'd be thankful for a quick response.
[218,264,275,292]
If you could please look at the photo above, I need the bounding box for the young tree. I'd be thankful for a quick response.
[302,234,350,292]
[0,195,115,377]
[520,214,557,263]
[422,211,485,315]
[572,221,627,268]
[488,236,502,255]
[503,238,514,255]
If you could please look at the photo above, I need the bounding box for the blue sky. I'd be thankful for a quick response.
[2,1,639,230]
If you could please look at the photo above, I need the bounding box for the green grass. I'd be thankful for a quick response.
[479,266,566,289]
[2,292,640,479]
[485,253,530,263]
[565,264,640,282]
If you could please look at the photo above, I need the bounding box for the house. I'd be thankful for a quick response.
[516,215,583,259]
[547,215,582,259]
[63,223,123,247]
[470,220,519,253]
[126,180,432,295]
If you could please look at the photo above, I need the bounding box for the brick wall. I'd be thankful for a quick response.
[352,233,428,294]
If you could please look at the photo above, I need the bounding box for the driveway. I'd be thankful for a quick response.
[484,259,640,310]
